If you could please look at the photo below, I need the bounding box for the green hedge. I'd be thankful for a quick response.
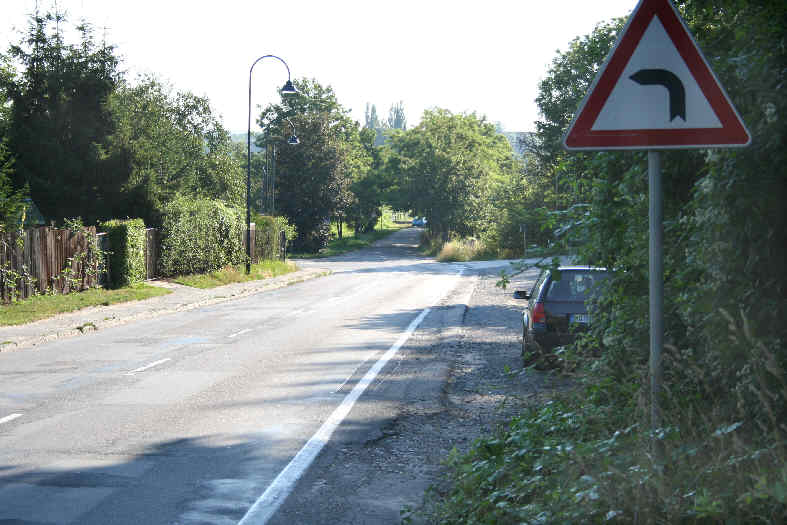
[252,214,297,260]
[99,218,146,289]
[158,196,245,277]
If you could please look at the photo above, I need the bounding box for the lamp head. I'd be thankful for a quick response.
[280,80,298,95]
[287,134,300,145]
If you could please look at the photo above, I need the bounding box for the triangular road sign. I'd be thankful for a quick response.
[563,0,750,150]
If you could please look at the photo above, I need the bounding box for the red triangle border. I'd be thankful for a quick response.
[563,0,750,150]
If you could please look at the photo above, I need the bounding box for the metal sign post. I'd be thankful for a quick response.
[561,0,751,460]
[520,223,527,259]
[648,151,663,444]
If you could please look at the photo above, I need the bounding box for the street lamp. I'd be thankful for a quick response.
[285,118,299,145]
[247,55,298,274]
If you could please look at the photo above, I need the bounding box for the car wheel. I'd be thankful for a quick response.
[522,333,537,367]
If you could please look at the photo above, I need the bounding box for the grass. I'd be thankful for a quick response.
[0,283,171,326]
[171,260,297,289]
[435,238,497,262]
[422,233,565,262]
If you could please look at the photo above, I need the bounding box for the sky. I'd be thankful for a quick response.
[1,0,636,134]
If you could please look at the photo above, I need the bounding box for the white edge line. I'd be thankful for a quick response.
[125,358,172,376]
[331,354,374,394]
[229,328,253,339]
[238,268,466,525]
[0,413,23,425]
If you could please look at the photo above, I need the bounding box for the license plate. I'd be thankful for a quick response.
[571,314,590,324]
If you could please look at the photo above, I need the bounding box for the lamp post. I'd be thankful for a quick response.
[285,117,299,145]
[247,55,298,274]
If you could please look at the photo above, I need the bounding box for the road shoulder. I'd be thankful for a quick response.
[268,268,571,524]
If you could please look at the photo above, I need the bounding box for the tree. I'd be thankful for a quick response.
[530,2,787,518]
[364,102,380,130]
[3,10,121,224]
[258,78,371,252]
[386,101,407,130]
[101,76,244,226]
[389,108,518,239]
[0,139,27,230]
[0,54,27,229]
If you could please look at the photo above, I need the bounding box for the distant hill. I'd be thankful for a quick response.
[231,133,262,153]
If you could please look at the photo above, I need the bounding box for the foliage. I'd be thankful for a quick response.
[434,237,494,262]
[431,373,786,524]
[99,218,146,289]
[102,76,244,227]
[251,213,297,260]
[1,10,243,228]
[364,101,407,146]
[386,101,407,131]
[158,196,245,277]
[257,78,372,253]
[2,9,121,224]
[0,139,27,230]
[344,126,384,234]
[430,1,787,522]
[389,109,521,241]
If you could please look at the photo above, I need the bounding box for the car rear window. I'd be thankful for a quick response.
[545,270,609,301]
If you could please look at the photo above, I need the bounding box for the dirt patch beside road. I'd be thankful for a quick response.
[270,268,572,524]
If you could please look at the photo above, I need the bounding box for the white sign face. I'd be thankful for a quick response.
[562,0,750,150]
[592,16,722,131]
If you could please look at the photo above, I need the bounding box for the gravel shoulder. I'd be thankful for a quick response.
[270,266,573,524]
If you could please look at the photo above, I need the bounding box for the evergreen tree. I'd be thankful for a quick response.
[3,10,121,224]
[386,101,407,130]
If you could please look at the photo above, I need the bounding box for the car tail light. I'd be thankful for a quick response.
[532,302,546,324]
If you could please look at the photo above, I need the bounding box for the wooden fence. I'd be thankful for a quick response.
[144,228,158,280]
[1,226,102,303]
[2,223,286,303]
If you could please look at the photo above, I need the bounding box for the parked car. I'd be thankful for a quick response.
[514,266,609,365]
[411,217,427,227]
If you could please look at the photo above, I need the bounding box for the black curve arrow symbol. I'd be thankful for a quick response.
[630,69,686,122]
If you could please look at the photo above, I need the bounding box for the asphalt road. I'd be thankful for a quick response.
[0,228,515,525]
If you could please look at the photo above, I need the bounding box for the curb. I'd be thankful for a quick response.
[0,268,331,352]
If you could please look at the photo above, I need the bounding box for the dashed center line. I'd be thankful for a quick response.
[125,358,172,375]
[0,413,23,425]
[229,328,253,338]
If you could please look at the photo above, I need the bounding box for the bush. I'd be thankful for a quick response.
[158,197,245,276]
[295,219,331,254]
[99,218,145,288]
[436,238,493,262]
[252,214,297,260]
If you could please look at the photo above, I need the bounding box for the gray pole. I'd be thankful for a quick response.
[648,150,664,453]
[245,54,295,274]
[271,143,276,215]
[246,69,253,274]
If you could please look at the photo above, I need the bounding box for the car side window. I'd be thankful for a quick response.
[531,271,548,300]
